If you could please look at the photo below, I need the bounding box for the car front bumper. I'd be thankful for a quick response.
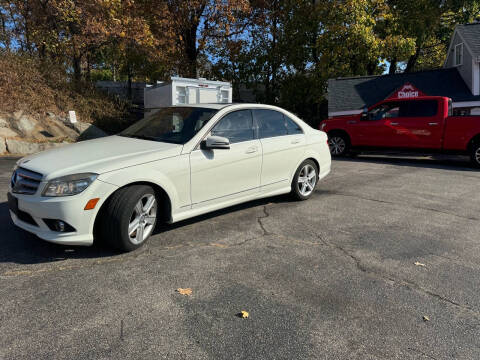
[8,179,118,246]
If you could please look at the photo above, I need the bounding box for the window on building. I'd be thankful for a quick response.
[176,86,186,104]
[453,108,471,116]
[455,43,463,66]
[220,90,229,103]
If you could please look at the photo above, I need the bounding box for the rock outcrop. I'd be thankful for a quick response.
[0,111,108,155]
[0,137,6,154]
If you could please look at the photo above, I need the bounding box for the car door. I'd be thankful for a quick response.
[253,109,306,190]
[189,109,262,206]
[353,101,403,147]
[393,100,444,149]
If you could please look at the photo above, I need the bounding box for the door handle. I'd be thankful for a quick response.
[429,122,439,126]
[347,120,357,124]
[390,122,400,126]
[291,139,301,144]
[245,146,257,154]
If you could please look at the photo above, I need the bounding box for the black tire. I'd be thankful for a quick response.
[470,141,480,168]
[100,185,158,252]
[291,159,318,201]
[328,132,350,157]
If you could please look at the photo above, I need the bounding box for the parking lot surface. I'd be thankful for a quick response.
[1,155,480,359]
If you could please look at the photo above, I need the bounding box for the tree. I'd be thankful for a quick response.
[389,0,480,72]
[165,0,250,78]
[316,0,396,77]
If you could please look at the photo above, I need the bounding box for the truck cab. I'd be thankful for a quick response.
[320,96,480,167]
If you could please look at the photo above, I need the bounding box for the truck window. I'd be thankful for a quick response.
[448,99,453,117]
[368,103,400,120]
[400,100,438,117]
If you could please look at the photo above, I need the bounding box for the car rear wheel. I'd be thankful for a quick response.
[101,185,158,252]
[291,160,318,201]
[328,133,350,156]
[471,142,480,168]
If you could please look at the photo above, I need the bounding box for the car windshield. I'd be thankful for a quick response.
[119,107,219,144]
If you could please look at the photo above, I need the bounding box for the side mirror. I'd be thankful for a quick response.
[361,107,369,120]
[201,135,230,150]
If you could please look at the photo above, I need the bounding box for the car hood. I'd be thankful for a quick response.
[19,135,183,180]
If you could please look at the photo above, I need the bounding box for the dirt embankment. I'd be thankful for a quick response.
[0,53,136,155]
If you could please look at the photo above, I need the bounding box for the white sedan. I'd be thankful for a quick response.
[8,104,331,251]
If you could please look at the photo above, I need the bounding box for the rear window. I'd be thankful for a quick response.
[285,116,303,135]
[400,100,438,117]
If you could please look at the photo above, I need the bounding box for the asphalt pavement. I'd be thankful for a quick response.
[1,155,480,359]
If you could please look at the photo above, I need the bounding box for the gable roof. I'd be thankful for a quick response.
[328,67,480,114]
[456,23,480,58]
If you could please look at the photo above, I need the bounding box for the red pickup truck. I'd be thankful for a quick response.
[320,96,480,167]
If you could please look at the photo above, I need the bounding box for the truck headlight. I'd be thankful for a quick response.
[43,173,98,197]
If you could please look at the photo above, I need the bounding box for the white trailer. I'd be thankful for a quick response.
[144,77,232,113]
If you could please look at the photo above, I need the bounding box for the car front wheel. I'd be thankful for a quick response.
[101,185,158,252]
[291,160,318,201]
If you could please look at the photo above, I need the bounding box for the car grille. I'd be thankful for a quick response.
[11,167,43,195]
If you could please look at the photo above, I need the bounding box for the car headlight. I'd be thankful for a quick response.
[43,173,98,197]
[320,122,327,131]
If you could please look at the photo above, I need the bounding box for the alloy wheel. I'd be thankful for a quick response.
[476,147,480,165]
[297,164,317,197]
[328,137,346,155]
[128,194,157,245]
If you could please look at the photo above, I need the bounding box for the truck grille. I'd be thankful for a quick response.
[11,167,43,195]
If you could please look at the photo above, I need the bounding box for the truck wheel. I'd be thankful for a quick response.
[101,185,158,252]
[328,133,350,157]
[470,142,480,168]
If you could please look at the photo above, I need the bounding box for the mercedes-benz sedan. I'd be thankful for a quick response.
[8,104,331,251]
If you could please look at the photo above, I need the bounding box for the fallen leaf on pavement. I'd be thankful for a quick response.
[414,261,426,267]
[237,310,249,319]
[176,288,192,296]
[210,243,228,248]
[423,316,430,322]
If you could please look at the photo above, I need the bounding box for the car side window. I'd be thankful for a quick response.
[254,109,288,138]
[285,116,303,135]
[211,110,254,144]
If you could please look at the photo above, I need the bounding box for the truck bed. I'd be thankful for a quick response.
[443,116,480,151]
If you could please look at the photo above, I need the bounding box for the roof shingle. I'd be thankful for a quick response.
[456,23,480,58]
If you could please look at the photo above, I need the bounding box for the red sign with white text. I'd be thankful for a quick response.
[388,83,426,100]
